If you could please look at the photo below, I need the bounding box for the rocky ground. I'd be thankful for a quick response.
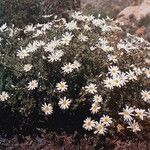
[81,0,143,18]
[0,132,150,150]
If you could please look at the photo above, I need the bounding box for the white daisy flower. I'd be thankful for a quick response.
[135,108,147,120]
[27,80,38,90]
[145,69,150,78]
[141,90,150,103]
[61,32,73,45]
[0,91,10,101]
[48,50,64,62]
[90,102,101,114]
[85,15,94,22]
[24,64,33,72]
[25,42,38,52]
[127,70,137,81]
[100,115,113,126]
[58,97,71,110]
[24,24,35,33]
[44,39,60,52]
[108,66,120,77]
[56,81,68,92]
[44,43,55,52]
[33,29,44,37]
[94,122,107,135]
[17,49,29,59]
[119,72,128,85]
[41,103,53,115]
[71,11,82,20]
[112,76,122,87]
[93,95,103,103]
[92,19,105,27]
[71,11,85,21]
[85,83,97,94]
[50,39,60,48]
[103,78,114,89]
[65,20,78,30]
[83,117,96,131]
[127,120,141,132]
[78,33,88,42]
[119,106,134,122]
[72,60,81,69]
[62,63,74,73]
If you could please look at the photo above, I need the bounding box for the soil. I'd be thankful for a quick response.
[0,131,150,150]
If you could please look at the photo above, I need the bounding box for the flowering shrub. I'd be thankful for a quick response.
[0,12,150,136]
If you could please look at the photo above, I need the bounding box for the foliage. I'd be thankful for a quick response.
[0,12,150,136]
[0,0,41,27]
[41,0,80,16]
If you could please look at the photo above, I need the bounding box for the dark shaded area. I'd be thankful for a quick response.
[41,0,80,16]
[0,0,41,27]
[0,0,80,27]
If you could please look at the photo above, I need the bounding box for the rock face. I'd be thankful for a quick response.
[117,0,150,25]
[81,0,142,17]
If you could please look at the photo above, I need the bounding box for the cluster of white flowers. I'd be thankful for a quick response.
[62,61,81,74]
[103,65,150,90]
[90,95,103,114]
[65,20,78,30]
[1,11,150,135]
[118,105,149,132]
[48,50,64,62]
[83,115,112,135]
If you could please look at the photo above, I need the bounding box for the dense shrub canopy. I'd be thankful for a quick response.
[0,12,150,136]
[0,0,41,27]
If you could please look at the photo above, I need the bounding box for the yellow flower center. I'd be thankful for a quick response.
[124,111,129,116]
[60,84,65,88]
[45,107,50,112]
[98,125,103,130]
[104,118,109,122]
[62,101,67,105]
[115,80,119,83]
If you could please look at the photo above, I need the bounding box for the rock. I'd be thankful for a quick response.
[135,26,146,36]
[81,0,142,17]
[117,0,150,25]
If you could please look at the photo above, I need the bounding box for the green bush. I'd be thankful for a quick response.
[0,12,150,136]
